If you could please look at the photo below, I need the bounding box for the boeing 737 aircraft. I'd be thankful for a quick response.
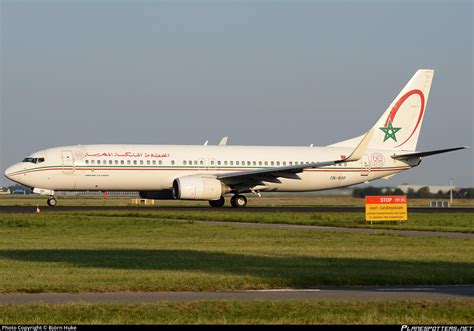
[4,70,468,207]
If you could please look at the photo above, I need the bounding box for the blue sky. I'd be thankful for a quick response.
[1,0,472,187]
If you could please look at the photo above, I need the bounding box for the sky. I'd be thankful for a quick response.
[0,0,473,188]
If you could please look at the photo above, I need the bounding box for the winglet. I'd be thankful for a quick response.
[218,136,228,146]
[343,128,375,162]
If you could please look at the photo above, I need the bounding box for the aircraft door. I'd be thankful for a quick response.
[361,154,370,176]
[62,150,75,174]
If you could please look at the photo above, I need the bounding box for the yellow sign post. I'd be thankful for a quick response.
[365,196,407,222]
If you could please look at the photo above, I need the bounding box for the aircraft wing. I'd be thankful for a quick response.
[391,146,469,160]
[217,129,374,183]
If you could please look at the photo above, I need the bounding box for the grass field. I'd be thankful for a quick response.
[60,209,474,233]
[1,300,473,324]
[1,194,473,208]
[0,212,473,293]
[1,196,472,324]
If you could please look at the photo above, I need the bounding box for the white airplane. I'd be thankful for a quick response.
[4,69,468,207]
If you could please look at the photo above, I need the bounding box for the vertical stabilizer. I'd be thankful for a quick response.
[330,69,434,151]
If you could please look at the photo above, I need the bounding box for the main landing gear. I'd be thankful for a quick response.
[47,196,57,207]
[209,196,225,208]
[230,194,247,208]
[208,195,248,208]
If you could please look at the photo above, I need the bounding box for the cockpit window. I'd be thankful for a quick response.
[22,157,45,164]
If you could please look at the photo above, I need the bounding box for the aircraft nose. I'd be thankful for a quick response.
[4,164,20,180]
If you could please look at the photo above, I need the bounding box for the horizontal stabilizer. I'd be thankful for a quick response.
[391,146,469,160]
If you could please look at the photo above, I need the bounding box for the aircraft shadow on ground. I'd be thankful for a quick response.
[0,249,473,292]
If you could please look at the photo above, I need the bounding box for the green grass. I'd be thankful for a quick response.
[0,213,473,293]
[0,300,472,324]
[58,209,474,233]
[1,195,473,208]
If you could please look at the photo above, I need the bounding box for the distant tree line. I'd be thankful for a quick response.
[353,186,474,199]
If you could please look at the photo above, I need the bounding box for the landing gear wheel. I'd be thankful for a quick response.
[230,195,247,208]
[209,196,225,208]
[47,197,57,207]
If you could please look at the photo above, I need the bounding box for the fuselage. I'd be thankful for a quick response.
[4,144,416,193]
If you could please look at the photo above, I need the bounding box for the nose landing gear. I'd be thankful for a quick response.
[47,196,57,207]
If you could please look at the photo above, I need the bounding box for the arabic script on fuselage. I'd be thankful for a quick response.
[85,152,170,158]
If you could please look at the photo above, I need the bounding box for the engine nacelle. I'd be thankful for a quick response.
[172,175,227,200]
[139,190,174,200]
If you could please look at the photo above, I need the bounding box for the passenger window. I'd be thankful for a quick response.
[271,161,274,166]
[183,160,187,165]
[127,160,131,165]
[91,160,95,165]
[217,161,221,166]
[158,160,162,165]
[121,160,124,165]
[171,160,175,165]
[253,161,256,166]
[258,161,262,166]
[199,160,203,165]
[152,160,156,165]
[189,160,192,165]
[115,160,119,165]
[264,161,268,166]
[97,160,101,165]
[210,160,214,165]
[224,161,228,166]
[109,160,113,165]
[230,161,233,165]
[236,161,240,165]
[283,161,286,166]
[146,160,150,165]
[289,161,293,165]
[133,160,137,165]
[276,161,280,166]
[85,160,89,165]
[140,160,144,165]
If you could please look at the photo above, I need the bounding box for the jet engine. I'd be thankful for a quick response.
[172,175,229,200]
